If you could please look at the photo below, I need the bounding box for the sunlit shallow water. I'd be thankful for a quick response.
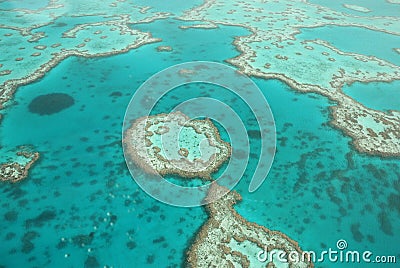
[0,13,399,268]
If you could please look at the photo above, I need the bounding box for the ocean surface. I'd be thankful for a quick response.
[298,26,400,66]
[307,0,400,17]
[0,4,399,268]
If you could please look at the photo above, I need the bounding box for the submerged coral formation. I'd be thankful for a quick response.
[28,93,75,115]
[179,0,400,157]
[187,183,313,268]
[0,149,39,183]
[0,0,170,183]
[0,0,169,110]
[156,45,173,52]
[342,4,371,13]
[123,111,231,179]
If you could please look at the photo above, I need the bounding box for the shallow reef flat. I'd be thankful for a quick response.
[123,111,311,266]
[0,146,39,182]
[0,1,398,267]
[0,0,170,109]
[0,0,170,172]
[187,183,313,268]
[123,111,231,179]
[179,0,400,157]
[342,4,371,13]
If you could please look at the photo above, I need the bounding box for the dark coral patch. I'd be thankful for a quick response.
[21,231,39,254]
[388,194,400,214]
[247,130,261,139]
[72,232,95,247]
[146,254,155,264]
[4,211,18,222]
[28,93,74,115]
[84,256,100,268]
[126,241,136,249]
[25,209,56,228]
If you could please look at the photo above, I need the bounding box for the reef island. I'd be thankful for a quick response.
[187,182,313,267]
[179,0,400,157]
[0,147,39,183]
[123,111,231,179]
[124,111,312,267]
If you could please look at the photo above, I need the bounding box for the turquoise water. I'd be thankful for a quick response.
[0,14,399,268]
[298,25,400,113]
[132,0,203,14]
[0,21,248,267]
[0,54,210,267]
[0,0,47,10]
[235,78,400,267]
[343,80,400,112]
[298,25,400,66]
[308,0,400,17]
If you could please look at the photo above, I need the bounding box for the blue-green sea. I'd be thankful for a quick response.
[0,11,399,268]
[308,0,400,17]
[298,25,400,66]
